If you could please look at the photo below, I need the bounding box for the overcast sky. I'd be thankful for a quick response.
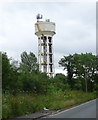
[0,2,96,74]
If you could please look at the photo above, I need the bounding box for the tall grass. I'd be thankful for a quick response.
[2,90,96,119]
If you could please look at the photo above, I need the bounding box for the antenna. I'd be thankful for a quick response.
[36,14,43,22]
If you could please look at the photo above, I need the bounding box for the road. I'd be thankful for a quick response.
[41,99,96,119]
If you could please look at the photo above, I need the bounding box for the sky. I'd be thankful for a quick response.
[0,2,96,75]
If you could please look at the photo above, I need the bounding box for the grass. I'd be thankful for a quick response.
[0,91,2,119]
[2,90,96,119]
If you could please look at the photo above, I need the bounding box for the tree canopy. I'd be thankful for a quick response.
[2,52,98,94]
[20,51,38,73]
[59,53,98,92]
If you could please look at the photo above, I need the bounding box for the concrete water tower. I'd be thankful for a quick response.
[35,14,56,77]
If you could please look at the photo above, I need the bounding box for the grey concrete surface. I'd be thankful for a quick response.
[46,99,96,118]
[7,99,96,120]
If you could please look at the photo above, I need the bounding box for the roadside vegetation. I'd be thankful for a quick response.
[1,51,98,119]
[2,91,96,119]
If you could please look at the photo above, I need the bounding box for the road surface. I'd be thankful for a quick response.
[41,99,96,119]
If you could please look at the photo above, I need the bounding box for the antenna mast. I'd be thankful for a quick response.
[36,14,43,22]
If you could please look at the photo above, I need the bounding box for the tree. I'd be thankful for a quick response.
[74,53,97,92]
[2,52,20,93]
[19,71,49,94]
[47,73,69,93]
[59,55,75,89]
[54,73,69,91]
[2,52,11,91]
[0,52,1,119]
[20,51,38,73]
[59,53,98,92]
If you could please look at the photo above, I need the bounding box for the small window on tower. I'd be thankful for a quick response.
[48,37,52,43]
[41,36,47,40]
[49,55,52,63]
[44,65,47,72]
[44,36,47,40]
[50,65,52,72]
[49,44,52,53]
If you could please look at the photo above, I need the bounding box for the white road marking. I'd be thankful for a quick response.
[49,99,96,117]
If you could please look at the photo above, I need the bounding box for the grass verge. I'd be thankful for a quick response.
[2,90,96,119]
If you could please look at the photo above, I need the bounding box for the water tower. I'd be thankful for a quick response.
[35,14,56,77]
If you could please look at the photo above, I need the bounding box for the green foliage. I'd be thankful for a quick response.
[2,51,98,94]
[49,73,69,92]
[2,52,11,91]
[19,71,49,94]
[2,52,48,94]
[2,51,97,119]
[59,55,74,89]
[59,53,98,92]
[2,91,96,119]
[20,51,38,73]
[2,51,97,94]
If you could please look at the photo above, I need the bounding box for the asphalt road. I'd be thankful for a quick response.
[42,99,96,119]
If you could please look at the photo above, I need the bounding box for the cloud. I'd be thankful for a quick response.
[0,2,96,74]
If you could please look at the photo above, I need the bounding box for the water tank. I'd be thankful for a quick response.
[35,20,56,36]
